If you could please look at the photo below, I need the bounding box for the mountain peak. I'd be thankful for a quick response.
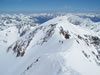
[0,13,100,75]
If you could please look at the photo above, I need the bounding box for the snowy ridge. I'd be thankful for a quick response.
[0,13,100,75]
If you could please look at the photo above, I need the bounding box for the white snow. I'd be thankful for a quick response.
[0,13,100,75]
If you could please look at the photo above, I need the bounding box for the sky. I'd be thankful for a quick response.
[0,0,100,13]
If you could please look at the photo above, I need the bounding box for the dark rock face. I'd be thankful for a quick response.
[79,34,100,65]
[59,26,70,39]
[40,24,57,45]
[7,23,57,57]
[7,26,43,57]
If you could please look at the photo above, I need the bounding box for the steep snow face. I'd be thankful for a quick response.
[0,13,100,75]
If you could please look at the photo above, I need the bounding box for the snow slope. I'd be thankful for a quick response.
[67,13,100,36]
[0,13,100,75]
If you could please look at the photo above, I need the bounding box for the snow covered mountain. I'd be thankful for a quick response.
[0,13,100,75]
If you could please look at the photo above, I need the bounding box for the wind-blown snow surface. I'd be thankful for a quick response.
[0,13,100,75]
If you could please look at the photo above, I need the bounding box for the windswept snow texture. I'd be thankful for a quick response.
[0,13,100,75]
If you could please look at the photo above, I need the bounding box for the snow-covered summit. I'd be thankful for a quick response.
[0,13,100,75]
